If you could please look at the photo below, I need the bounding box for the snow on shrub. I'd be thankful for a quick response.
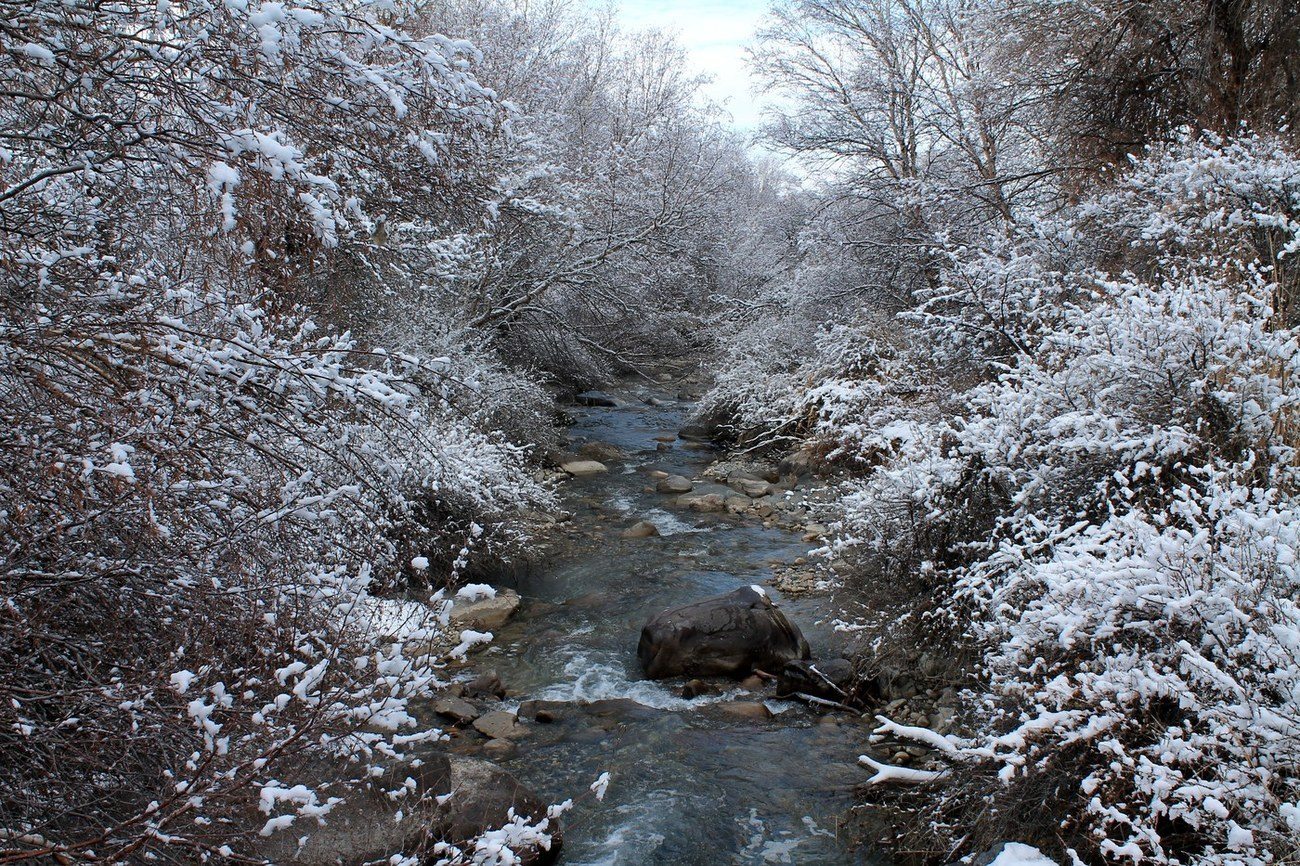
[834,133,1300,864]
[0,0,556,859]
[699,313,949,457]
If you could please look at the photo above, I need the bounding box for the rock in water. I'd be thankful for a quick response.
[578,440,623,461]
[560,459,607,476]
[637,586,810,679]
[621,520,660,538]
[472,710,527,740]
[655,474,693,494]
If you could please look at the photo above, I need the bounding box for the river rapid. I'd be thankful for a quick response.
[454,388,878,865]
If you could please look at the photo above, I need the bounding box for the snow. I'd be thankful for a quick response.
[456,583,496,601]
[988,843,1058,866]
[19,43,55,63]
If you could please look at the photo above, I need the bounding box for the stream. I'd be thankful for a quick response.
[458,389,876,865]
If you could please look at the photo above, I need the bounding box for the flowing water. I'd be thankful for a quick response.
[466,390,877,865]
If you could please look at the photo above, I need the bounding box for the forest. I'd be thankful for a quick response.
[2,0,1298,863]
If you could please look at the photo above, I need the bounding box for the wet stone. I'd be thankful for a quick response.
[656,474,693,494]
[472,711,527,740]
[622,520,660,538]
[433,696,480,725]
[681,678,719,699]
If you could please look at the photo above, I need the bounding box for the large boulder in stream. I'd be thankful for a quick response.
[637,586,811,679]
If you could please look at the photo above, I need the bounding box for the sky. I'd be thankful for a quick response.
[609,0,772,131]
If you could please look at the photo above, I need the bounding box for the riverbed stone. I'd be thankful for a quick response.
[681,678,719,699]
[518,699,567,723]
[677,492,726,512]
[724,495,751,514]
[451,589,521,632]
[482,738,516,759]
[637,586,811,679]
[622,520,660,538]
[578,441,623,462]
[464,670,507,700]
[561,459,608,476]
[656,474,693,494]
[473,710,527,740]
[716,701,773,720]
[434,695,480,725]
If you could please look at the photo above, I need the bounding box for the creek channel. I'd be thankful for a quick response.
[451,388,878,865]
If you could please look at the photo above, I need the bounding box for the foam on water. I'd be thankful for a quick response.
[644,507,704,536]
[530,650,741,710]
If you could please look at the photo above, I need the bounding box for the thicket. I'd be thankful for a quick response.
[0,0,755,859]
[700,1,1300,863]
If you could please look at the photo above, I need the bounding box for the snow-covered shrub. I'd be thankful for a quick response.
[838,133,1300,865]
[906,224,1091,367]
[699,309,951,456]
[0,0,554,859]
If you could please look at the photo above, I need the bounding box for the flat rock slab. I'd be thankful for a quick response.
[473,710,528,740]
[433,696,480,725]
[561,460,608,476]
[730,478,773,498]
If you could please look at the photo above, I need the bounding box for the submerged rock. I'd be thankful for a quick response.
[715,700,773,721]
[681,678,719,699]
[637,586,811,679]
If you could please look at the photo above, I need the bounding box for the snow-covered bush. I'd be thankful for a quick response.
[838,133,1300,865]
[699,313,950,456]
[0,0,554,859]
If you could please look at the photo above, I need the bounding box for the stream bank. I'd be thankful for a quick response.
[425,383,888,864]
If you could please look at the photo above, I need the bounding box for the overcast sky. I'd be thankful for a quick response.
[610,0,772,130]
